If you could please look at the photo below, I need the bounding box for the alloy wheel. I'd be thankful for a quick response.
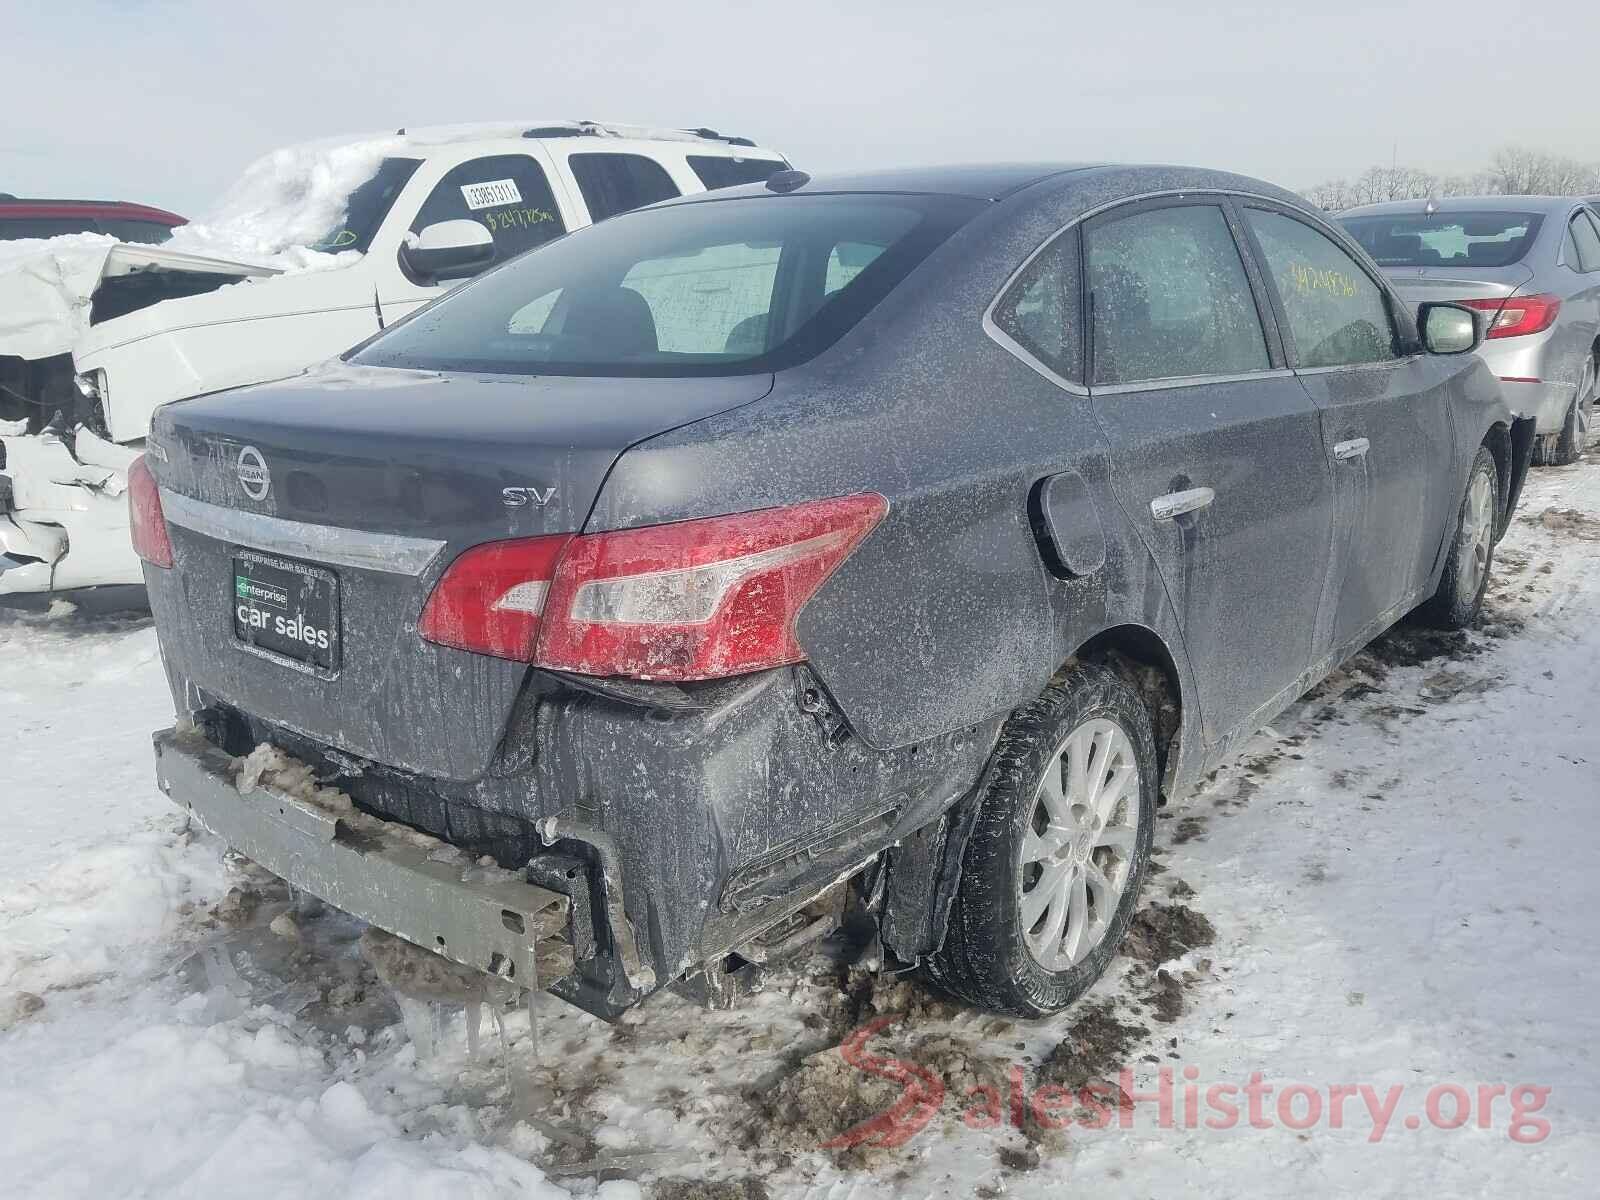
[1458,468,1495,599]
[1017,717,1142,971]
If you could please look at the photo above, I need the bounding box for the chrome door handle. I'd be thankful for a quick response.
[1150,486,1215,521]
[1333,437,1371,461]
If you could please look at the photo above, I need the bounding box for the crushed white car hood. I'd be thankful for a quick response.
[0,236,276,362]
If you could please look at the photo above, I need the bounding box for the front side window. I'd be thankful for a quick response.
[410,155,566,260]
[568,153,680,223]
[687,155,786,191]
[1086,204,1268,385]
[1246,209,1398,369]
[993,230,1082,380]
[353,193,980,377]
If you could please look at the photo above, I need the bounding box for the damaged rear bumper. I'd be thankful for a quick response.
[153,727,579,995]
[0,426,144,594]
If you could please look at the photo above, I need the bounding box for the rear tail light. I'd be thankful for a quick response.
[417,533,572,661]
[127,454,174,568]
[1457,293,1561,339]
[419,493,888,680]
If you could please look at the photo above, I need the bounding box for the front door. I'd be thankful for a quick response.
[1238,203,1457,655]
[381,151,574,318]
[1084,198,1337,746]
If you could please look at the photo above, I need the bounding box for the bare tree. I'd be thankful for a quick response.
[1301,145,1600,211]
[1479,147,1599,196]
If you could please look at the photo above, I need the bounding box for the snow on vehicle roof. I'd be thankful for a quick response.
[167,119,781,264]
[168,136,405,265]
[0,120,785,364]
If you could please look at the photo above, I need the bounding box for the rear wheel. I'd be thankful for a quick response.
[1539,359,1592,467]
[927,663,1157,1017]
[1417,445,1499,629]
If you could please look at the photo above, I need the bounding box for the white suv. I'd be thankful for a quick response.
[0,120,787,595]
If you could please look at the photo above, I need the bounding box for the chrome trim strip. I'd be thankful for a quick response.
[160,489,447,576]
[980,309,1090,396]
[1095,368,1293,395]
[1294,355,1416,377]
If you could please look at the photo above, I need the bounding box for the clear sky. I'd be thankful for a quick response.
[5,0,1599,216]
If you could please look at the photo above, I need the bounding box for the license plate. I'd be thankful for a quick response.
[232,551,340,672]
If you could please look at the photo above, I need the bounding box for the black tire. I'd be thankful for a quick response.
[926,662,1157,1018]
[1416,445,1499,630]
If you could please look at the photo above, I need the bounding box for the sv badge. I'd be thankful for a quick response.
[502,485,557,508]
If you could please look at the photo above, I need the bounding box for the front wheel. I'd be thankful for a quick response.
[927,663,1157,1018]
[1416,445,1499,629]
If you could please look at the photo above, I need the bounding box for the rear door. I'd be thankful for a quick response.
[562,152,682,224]
[1084,198,1336,746]
[1238,202,1456,655]
[1555,209,1600,391]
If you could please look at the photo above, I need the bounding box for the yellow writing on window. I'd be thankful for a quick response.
[483,207,555,234]
[1286,261,1356,298]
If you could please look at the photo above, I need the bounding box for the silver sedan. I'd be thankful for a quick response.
[1340,196,1599,464]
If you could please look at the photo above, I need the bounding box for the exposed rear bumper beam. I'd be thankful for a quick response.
[153,727,573,989]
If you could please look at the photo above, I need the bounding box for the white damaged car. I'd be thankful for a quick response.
[0,120,787,596]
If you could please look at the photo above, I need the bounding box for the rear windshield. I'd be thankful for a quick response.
[1339,211,1543,268]
[0,217,99,240]
[98,218,178,244]
[351,192,981,377]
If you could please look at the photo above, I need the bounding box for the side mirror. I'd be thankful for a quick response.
[398,220,495,285]
[1418,303,1483,355]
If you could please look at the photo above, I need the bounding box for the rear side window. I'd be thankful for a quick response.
[1245,209,1398,368]
[1568,212,1600,272]
[411,155,566,259]
[568,153,680,223]
[0,217,98,240]
[354,193,982,377]
[1086,204,1268,385]
[687,156,786,191]
[993,230,1082,381]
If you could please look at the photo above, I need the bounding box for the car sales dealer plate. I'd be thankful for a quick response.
[233,551,340,673]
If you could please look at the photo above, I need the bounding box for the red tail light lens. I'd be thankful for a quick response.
[1457,293,1561,340]
[127,454,174,568]
[536,493,886,680]
[417,533,572,661]
[417,493,888,678]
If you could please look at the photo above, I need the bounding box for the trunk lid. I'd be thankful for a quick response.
[147,363,773,780]
[1381,263,1534,310]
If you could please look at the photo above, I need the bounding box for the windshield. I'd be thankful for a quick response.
[309,157,422,253]
[1340,211,1543,268]
[350,192,982,377]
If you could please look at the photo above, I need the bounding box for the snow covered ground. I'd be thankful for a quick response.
[1,461,1596,1199]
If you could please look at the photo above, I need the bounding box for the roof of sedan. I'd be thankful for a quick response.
[656,163,1107,203]
[778,163,1108,199]
[664,162,1322,209]
[1341,195,1585,218]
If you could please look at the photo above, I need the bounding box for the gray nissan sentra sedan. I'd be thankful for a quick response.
[132,164,1532,1021]
[1341,196,1600,465]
